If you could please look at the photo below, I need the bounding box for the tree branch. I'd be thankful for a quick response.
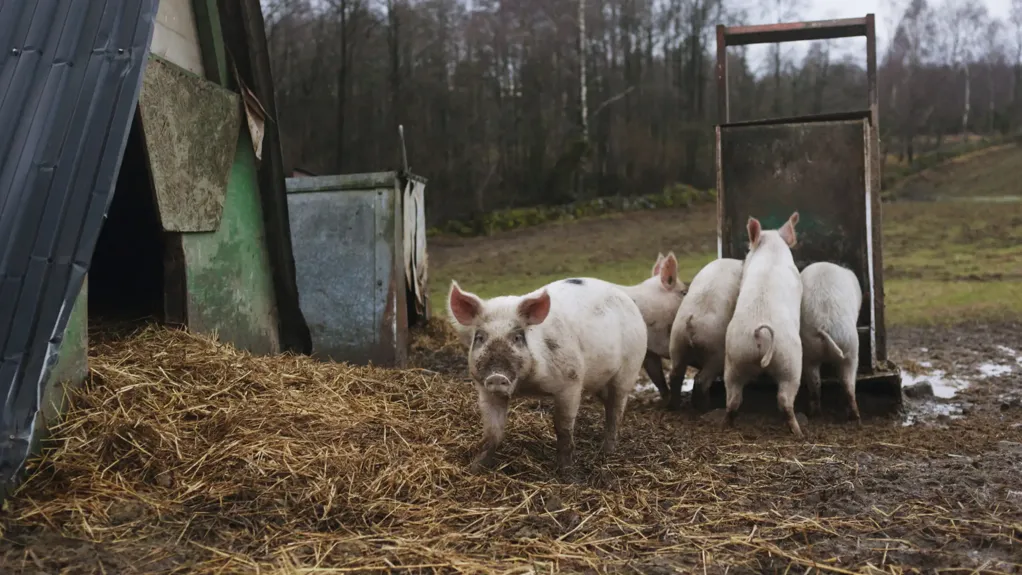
[589,86,636,121]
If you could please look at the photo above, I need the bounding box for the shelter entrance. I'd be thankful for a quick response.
[88,110,183,328]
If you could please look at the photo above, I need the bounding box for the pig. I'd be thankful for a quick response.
[616,252,687,400]
[448,255,686,401]
[446,277,648,472]
[799,261,863,422]
[666,257,744,411]
[723,212,804,437]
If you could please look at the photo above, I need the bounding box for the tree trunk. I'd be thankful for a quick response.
[335,0,350,173]
[578,0,588,144]
[961,63,971,136]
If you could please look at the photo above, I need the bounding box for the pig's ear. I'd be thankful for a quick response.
[659,251,679,289]
[747,217,762,247]
[651,252,665,276]
[518,289,551,325]
[779,211,799,247]
[448,281,484,326]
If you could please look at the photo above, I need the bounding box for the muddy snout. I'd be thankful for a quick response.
[482,373,516,397]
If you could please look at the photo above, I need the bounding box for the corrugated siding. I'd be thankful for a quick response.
[0,0,158,495]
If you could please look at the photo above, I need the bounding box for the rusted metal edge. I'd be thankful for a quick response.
[720,109,871,129]
[721,16,868,47]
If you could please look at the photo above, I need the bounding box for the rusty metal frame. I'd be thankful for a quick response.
[714,14,899,407]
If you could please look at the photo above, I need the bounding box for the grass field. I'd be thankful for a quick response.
[429,144,1022,326]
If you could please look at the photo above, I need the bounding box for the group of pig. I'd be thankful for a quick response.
[446,211,863,473]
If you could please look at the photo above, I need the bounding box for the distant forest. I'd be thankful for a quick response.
[262,0,1022,225]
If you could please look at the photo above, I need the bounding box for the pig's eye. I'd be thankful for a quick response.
[512,331,526,346]
[473,331,486,345]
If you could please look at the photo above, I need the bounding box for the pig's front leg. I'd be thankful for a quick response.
[642,351,669,400]
[470,389,509,472]
[552,387,583,471]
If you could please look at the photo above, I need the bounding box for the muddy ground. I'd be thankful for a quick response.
[411,319,1022,572]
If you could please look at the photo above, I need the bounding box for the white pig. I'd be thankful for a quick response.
[616,252,687,400]
[447,277,648,472]
[799,261,863,422]
[448,255,686,401]
[723,212,804,437]
[667,257,744,410]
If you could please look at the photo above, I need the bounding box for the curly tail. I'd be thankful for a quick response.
[817,329,845,360]
[685,315,696,348]
[754,324,775,368]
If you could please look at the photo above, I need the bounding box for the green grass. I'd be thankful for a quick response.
[429,146,1022,327]
[888,143,1022,201]
[429,251,717,308]
[885,279,1022,325]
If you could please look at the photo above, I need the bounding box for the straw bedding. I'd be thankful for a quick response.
[1,322,1020,574]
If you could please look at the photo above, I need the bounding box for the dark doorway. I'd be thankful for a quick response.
[88,110,165,326]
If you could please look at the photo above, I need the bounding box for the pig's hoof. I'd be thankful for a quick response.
[601,439,617,455]
[469,452,494,473]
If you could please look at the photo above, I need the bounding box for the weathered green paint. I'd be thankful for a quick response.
[31,278,89,453]
[139,55,241,232]
[182,128,280,355]
[191,0,228,86]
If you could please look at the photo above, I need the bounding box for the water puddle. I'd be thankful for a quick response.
[632,375,693,397]
[978,363,1013,378]
[902,401,965,427]
[996,345,1021,364]
[903,369,970,399]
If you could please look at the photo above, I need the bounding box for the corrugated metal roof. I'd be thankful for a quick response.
[0,0,158,498]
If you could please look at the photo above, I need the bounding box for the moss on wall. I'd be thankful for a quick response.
[32,277,89,452]
[182,129,280,354]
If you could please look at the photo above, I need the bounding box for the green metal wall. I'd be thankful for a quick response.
[182,128,280,355]
[32,278,89,453]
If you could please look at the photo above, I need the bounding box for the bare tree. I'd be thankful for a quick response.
[1011,0,1022,127]
[261,0,1016,225]
[761,0,803,117]
[936,0,988,135]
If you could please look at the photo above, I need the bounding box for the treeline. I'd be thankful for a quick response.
[262,0,1022,226]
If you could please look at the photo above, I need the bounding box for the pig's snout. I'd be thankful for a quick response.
[483,373,515,397]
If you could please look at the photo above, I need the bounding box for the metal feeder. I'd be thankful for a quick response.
[714,15,902,414]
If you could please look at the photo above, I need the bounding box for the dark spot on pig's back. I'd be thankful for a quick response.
[545,338,560,353]
[567,368,578,380]
[564,278,584,285]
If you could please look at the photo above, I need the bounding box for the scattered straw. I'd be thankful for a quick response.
[1,323,1020,573]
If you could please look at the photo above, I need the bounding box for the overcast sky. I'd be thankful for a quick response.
[736,0,1015,74]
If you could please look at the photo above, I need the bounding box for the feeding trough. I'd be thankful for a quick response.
[713,14,902,414]
[286,171,429,368]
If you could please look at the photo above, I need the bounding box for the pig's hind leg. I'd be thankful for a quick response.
[600,377,631,456]
[722,361,752,429]
[776,367,805,439]
[802,363,823,417]
[692,353,724,413]
[840,356,861,424]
